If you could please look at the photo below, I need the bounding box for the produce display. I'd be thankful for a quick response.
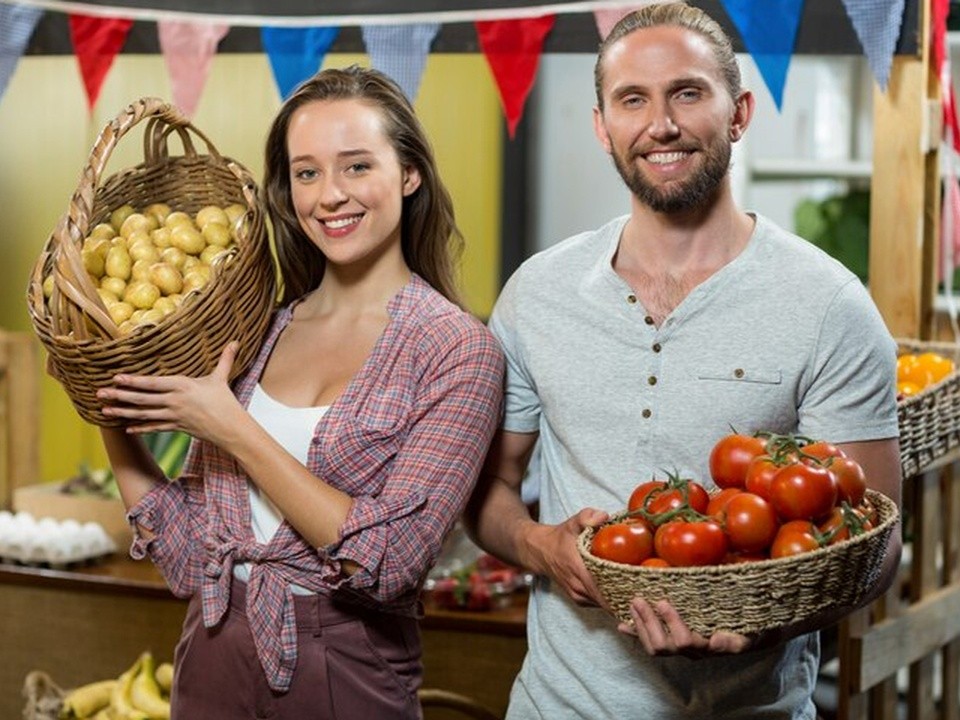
[42,202,247,335]
[896,350,956,398]
[590,432,878,568]
[58,652,172,719]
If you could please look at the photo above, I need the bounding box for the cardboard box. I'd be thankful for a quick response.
[12,483,132,550]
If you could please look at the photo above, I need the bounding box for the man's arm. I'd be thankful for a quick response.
[463,429,609,606]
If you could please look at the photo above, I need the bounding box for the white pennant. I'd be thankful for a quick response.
[361,23,439,102]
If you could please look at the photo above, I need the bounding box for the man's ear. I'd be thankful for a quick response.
[730,90,755,143]
[593,105,613,153]
[402,166,422,197]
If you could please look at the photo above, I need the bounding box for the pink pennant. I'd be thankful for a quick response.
[68,14,132,111]
[476,15,555,139]
[594,6,648,40]
[158,20,229,118]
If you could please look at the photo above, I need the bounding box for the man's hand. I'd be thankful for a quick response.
[619,597,753,656]
[524,508,609,607]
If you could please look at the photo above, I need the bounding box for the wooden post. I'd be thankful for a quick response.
[869,0,939,340]
[0,332,40,510]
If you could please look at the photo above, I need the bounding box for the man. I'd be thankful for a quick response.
[465,3,902,718]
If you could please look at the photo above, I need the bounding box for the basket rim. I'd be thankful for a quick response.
[578,488,898,574]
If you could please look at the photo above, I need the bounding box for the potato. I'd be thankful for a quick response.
[89,222,117,241]
[124,280,161,310]
[182,266,211,294]
[42,275,55,299]
[131,259,153,282]
[104,246,132,281]
[149,262,184,296]
[110,204,136,232]
[96,287,118,306]
[81,248,106,278]
[160,246,187,270]
[224,203,246,225]
[120,212,157,238]
[202,222,231,248]
[129,240,160,264]
[196,205,229,229]
[82,235,111,259]
[100,276,127,297]
[170,225,205,255]
[134,308,165,326]
[200,244,229,266]
[153,296,177,316]
[108,301,134,325]
[151,227,173,249]
[164,211,193,229]
[144,202,172,225]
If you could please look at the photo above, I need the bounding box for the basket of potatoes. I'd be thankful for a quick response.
[27,97,276,426]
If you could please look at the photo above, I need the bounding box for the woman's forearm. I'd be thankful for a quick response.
[99,427,167,511]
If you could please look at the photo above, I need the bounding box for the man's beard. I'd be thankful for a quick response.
[612,139,731,214]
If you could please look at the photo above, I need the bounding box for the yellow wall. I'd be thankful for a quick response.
[0,52,502,483]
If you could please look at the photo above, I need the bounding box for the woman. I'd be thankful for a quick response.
[96,66,505,718]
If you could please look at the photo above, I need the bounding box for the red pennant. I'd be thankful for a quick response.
[69,14,133,111]
[475,15,555,139]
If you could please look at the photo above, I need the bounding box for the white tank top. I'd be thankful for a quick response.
[234,383,328,591]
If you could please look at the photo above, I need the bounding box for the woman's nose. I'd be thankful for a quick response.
[318,177,348,208]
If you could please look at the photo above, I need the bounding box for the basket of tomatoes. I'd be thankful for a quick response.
[895,340,960,478]
[577,433,899,636]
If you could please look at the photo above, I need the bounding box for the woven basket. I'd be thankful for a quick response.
[26,98,276,427]
[896,339,960,479]
[577,489,898,636]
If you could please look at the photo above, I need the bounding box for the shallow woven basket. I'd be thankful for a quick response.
[896,339,960,478]
[26,97,276,426]
[578,489,898,636]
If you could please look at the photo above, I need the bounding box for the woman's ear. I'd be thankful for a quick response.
[402,166,422,197]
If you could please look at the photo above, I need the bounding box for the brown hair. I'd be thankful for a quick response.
[264,65,463,305]
[594,2,742,109]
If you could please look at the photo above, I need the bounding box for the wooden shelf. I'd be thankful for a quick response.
[749,158,872,181]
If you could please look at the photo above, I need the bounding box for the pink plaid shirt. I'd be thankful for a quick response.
[127,274,504,691]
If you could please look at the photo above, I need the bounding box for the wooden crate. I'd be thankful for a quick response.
[0,331,40,511]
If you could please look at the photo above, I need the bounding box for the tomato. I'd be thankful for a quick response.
[769,462,838,520]
[817,506,872,545]
[645,481,710,516]
[801,441,846,462]
[654,520,728,567]
[641,557,671,568]
[770,522,821,558]
[744,456,780,500]
[857,497,879,525]
[706,488,743,518]
[897,354,931,388]
[723,492,779,553]
[591,521,655,565]
[916,352,955,384]
[827,456,867,507]
[709,433,768,489]
[627,480,666,513]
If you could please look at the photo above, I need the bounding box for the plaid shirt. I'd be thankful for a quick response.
[128,274,504,691]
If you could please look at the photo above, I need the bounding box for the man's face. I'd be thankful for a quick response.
[593,25,748,215]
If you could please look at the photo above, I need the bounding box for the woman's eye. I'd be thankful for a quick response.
[293,168,317,181]
[347,162,371,174]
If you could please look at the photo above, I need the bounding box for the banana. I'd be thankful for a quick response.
[92,709,114,720]
[110,655,149,720]
[129,652,171,720]
[154,663,173,695]
[59,679,117,718]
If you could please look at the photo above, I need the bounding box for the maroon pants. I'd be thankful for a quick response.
[170,578,423,719]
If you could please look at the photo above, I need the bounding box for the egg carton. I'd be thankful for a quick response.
[0,510,117,568]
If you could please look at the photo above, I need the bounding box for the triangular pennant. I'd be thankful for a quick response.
[68,14,132,111]
[839,0,905,91]
[0,3,43,102]
[361,23,439,102]
[720,0,804,110]
[158,20,228,118]
[594,5,650,40]
[261,26,339,100]
[475,15,555,139]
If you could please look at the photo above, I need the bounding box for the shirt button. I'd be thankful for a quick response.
[648,376,657,385]
[642,409,652,418]
[644,316,655,325]
[734,368,745,378]
[627,294,637,304]
[652,343,661,353]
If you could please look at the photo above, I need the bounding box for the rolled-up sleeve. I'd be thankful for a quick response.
[325,320,505,602]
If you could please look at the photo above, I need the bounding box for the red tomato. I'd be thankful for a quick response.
[590,521,655,565]
[709,433,768,489]
[723,492,780,553]
[654,520,729,567]
[706,488,743,519]
[827,456,867,507]
[818,506,873,544]
[744,456,780,500]
[770,523,821,558]
[769,462,839,521]
[641,557,671,568]
[801,441,846,462]
[646,481,710,516]
[627,480,667,513]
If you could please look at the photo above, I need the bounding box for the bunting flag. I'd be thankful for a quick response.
[593,5,648,40]
[261,25,339,100]
[361,23,439,102]
[476,15,555,139]
[0,3,43,100]
[720,0,804,110]
[68,13,132,110]
[839,0,905,91]
[158,20,228,118]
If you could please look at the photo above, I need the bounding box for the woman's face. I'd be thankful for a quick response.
[286,98,421,270]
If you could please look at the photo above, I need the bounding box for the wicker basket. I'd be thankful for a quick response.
[577,489,898,636]
[896,339,960,479]
[26,97,276,426]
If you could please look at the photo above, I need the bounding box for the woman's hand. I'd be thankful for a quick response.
[619,596,753,657]
[97,341,244,445]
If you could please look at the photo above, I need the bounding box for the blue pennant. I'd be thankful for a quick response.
[721,0,805,111]
[839,0,905,91]
[261,26,340,100]
[0,3,44,101]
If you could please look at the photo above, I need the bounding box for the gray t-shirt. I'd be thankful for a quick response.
[489,213,898,720]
